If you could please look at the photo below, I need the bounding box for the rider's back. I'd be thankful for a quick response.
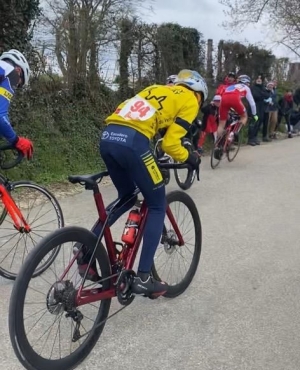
[105,84,199,140]
[223,83,249,98]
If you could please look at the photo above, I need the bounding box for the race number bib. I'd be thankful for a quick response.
[117,96,156,121]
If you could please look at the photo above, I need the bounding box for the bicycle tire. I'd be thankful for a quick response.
[174,139,196,190]
[174,166,196,190]
[0,181,64,280]
[151,190,202,298]
[210,145,222,169]
[9,226,111,370]
[0,174,8,225]
[227,126,243,162]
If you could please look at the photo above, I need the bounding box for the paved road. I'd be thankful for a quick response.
[1,138,300,370]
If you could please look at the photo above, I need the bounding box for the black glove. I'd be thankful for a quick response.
[185,152,201,180]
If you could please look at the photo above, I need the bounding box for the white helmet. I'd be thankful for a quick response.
[237,74,251,85]
[175,69,208,101]
[166,75,178,85]
[0,49,30,86]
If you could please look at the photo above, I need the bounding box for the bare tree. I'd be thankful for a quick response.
[270,57,289,82]
[220,0,300,57]
[40,0,154,92]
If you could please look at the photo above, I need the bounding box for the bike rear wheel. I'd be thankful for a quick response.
[210,134,225,169]
[9,226,111,370]
[151,190,202,298]
[227,124,243,162]
[0,181,64,280]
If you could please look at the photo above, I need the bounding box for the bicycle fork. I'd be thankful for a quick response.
[0,185,31,232]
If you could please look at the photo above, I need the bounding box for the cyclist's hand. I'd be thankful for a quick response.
[14,137,33,160]
[185,151,201,180]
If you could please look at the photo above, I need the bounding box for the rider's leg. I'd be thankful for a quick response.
[100,147,137,226]
[217,120,226,138]
[101,126,168,296]
[129,149,168,297]
[239,112,248,126]
[217,97,229,139]
[74,135,138,282]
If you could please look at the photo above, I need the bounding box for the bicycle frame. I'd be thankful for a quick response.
[74,181,185,307]
[0,184,31,232]
[215,119,242,148]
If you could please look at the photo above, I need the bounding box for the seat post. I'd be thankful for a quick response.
[85,182,99,192]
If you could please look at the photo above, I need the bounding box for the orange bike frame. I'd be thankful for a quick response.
[0,184,31,232]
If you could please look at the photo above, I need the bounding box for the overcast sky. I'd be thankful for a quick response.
[142,0,298,62]
[38,0,299,78]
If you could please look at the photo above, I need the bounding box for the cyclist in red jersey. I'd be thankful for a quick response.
[217,74,258,138]
[216,72,236,96]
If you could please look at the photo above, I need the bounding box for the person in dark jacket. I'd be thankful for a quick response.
[262,82,274,142]
[268,80,279,139]
[248,75,271,146]
[278,90,294,138]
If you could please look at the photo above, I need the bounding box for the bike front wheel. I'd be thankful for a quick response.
[174,166,196,190]
[151,190,202,298]
[9,226,111,370]
[0,181,64,280]
[174,138,196,190]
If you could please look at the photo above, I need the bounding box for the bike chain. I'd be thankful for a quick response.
[71,270,136,341]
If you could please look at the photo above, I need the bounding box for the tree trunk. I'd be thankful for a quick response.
[216,40,223,82]
[206,38,213,82]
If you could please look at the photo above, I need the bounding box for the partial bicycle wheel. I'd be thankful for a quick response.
[0,174,8,225]
[227,125,243,162]
[174,165,196,190]
[9,226,111,370]
[151,190,202,298]
[210,141,223,169]
[174,138,196,190]
[0,181,64,280]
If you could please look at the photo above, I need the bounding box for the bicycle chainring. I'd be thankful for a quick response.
[116,270,136,306]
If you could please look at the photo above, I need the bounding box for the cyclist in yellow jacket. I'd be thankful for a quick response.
[81,70,208,297]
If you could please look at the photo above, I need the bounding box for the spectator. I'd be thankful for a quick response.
[216,72,236,96]
[293,87,300,107]
[197,95,221,153]
[262,82,274,142]
[278,90,294,138]
[268,80,279,139]
[290,108,300,133]
[248,74,271,146]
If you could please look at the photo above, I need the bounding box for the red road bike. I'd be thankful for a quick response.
[0,143,64,279]
[210,112,244,169]
[9,160,202,370]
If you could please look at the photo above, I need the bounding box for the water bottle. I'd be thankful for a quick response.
[229,132,234,143]
[121,209,141,245]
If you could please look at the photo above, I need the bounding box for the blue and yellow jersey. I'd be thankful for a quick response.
[105,84,200,162]
[0,61,17,143]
